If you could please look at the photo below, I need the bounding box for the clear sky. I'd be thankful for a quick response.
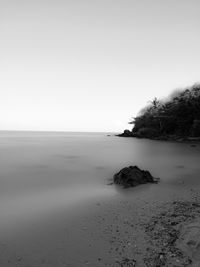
[0,0,200,132]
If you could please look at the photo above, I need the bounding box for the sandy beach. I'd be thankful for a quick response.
[0,133,199,266]
[1,176,200,266]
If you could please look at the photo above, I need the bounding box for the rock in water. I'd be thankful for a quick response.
[117,129,133,137]
[113,166,157,188]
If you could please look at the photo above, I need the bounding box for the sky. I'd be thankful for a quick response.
[0,0,200,132]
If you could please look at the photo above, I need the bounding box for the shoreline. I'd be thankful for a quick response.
[1,179,200,266]
[143,199,200,267]
[116,133,200,144]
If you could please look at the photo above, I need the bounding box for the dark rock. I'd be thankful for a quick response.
[113,166,157,188]
[117,129,133,137]
[187,137,200,141]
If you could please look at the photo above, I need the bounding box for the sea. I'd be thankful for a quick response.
[0,131,199,226]
[0,131,200,266]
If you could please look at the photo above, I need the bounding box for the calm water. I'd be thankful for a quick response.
[0,131,199,227]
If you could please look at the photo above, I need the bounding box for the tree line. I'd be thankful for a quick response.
[129,84,200,138]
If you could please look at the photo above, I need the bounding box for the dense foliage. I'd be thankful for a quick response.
[130,84,200,138]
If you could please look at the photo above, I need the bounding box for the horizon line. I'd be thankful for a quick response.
[0,129,119,134]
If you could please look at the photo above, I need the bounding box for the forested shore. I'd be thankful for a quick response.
[119,84,200,141]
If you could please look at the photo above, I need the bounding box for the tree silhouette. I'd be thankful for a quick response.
[130,84,200,138]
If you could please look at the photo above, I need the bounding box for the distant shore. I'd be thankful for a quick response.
[116,130,200,144]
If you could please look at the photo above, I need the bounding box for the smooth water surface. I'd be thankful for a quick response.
[0,131,199,228]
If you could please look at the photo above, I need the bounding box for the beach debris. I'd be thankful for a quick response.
[144,201,200,266]
[113,166,158,188]
[116,257,136,267]
[177,223,200,261]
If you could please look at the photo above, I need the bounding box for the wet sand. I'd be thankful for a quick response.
[1,179,200,266]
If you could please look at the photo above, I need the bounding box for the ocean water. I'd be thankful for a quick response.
[0,131,199,227]
[0,132,112,224]
[0,131,200,266]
